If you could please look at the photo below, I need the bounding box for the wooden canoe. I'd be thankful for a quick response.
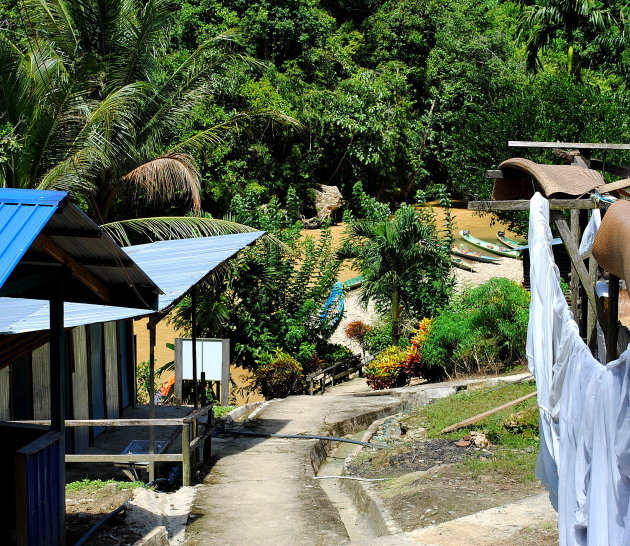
[451,257,476,272]
[497,231,524,250]
[450,246,501,264]
[459,230,521,258]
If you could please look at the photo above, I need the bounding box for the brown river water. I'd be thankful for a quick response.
[303,203,522,282]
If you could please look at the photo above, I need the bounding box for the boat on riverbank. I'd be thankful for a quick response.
[460,230,521,258]
[451,257,476,272]
[497,231,524,250]
[450,246,501,264]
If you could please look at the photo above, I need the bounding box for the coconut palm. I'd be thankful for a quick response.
[338,205,452,345]
[518,0,616,72]
[0,0,297,223]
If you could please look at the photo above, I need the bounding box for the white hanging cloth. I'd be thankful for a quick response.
[527,193,630,545]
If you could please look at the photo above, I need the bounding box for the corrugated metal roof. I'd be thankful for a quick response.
[0,231,264,334]
[0,190,63,289]
[0,188,160,310]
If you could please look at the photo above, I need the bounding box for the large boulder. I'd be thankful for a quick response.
[314,184,344,219]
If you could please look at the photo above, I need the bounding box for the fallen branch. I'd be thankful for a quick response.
[440,391,537,434]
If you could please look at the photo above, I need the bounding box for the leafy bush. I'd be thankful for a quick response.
[403,318,433,377]
[421,278,530,378]
[254,350,304,399]
[364,345,408,390]
[344,320,373,345]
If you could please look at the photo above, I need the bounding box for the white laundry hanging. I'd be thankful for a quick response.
[527,193,630,545]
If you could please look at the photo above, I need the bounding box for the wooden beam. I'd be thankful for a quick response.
[570,210,581,321]
[10,418,184,426]
[468,199,598,211]
[66,454,183,463]
[607,275,620,362]
[44,228,102,238]
[589,159,630,178]
[509,141,630,151]
[551,211,598,317]
[440,392,538,434]
[34,233,111,303]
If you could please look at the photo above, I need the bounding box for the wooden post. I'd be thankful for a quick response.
[570,210,581,321]
[182,423,191,486]
[578,210,589,336]
[49,278,66,545]
[148,323,156,482]
[586,258,598,349]
[200,371,207,406]
[192,418,198,476]
[191,287,198,409]
[607,274,620,362]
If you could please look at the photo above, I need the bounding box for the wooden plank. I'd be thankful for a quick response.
[509,141,630,151]
[66,453,183,463]
[182,424,191,486]
[183,403,214,424]
[440,392,538,434]
[34,233,112,303]
[9,418,184,426]
[570,210,581,321]
[72,326,90,452]
[468,200,598,211]
[0,366,9,420]
[189,426,213,451]
[586,258,599,349]
[589,159,630,178]
[32,344,50,420]
[607,275,620,362]
[551,211,598,317]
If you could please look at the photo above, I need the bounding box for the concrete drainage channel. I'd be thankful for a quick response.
[309,382,470,542]
[310,375,533,542]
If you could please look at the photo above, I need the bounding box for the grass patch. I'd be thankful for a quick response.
[213,405,238,419]
[458,449,538,482]
[402,380,539,448]
[66,479,144,492]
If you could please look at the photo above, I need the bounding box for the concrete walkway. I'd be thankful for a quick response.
[185,378,402,545]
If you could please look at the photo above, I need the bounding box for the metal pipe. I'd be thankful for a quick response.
[222,430,387,448]
[73,502,128,546]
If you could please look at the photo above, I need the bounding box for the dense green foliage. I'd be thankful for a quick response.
[420,278,530,377]
[3,0,630,220]
[339,186,453,343]
[253,349,304,398]
[172,199,341,372]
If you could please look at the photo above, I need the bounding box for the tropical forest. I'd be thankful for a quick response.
[1,0,629,396]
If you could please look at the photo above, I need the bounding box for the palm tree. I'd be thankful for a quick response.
[0,0,297,222]
[518,0,616,72]
[338,204,452,345]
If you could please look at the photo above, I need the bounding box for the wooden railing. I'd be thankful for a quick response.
[12,403,214,486]
[307,359,363,395]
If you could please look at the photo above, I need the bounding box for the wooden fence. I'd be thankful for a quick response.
[13,403,213,486]
[308,359,363,395]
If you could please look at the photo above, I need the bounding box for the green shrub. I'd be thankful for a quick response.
[421,278,529,378]
[364,345,408,390]
[254,350,304,399]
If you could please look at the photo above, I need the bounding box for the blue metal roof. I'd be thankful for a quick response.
[0,190,64,289]
[0,231,264,334]
[0,188,160,309]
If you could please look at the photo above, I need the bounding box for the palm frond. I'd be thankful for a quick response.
[101,215,264,246]
[120,153,201,213]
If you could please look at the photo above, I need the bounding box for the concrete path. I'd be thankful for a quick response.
[185,379,402,545]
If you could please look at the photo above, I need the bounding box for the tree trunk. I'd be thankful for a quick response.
[391,289,400,345]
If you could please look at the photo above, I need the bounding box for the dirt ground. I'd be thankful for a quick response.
[65,484,142,545]
[346,418,558,543]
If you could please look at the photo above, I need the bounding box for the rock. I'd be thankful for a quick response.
[470,431,490,448]
[314,185,343,221]
[455,440,471,448]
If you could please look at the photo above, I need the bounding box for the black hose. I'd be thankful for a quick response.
[222,429,387,448]
[74,501,128,546]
